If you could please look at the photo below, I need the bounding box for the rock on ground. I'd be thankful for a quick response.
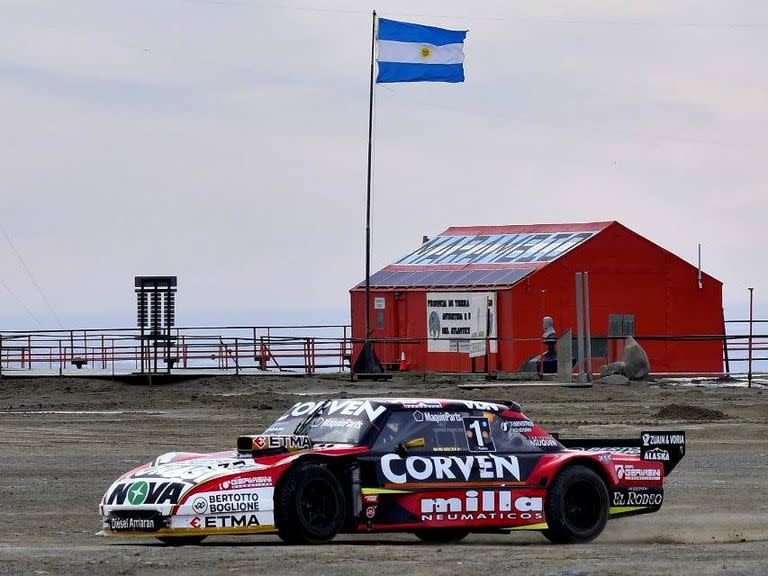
[597,373,630,386]
[623,336,650,379]
[600,361,626,377]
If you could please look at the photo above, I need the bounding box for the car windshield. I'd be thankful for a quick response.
[262,399,387,445]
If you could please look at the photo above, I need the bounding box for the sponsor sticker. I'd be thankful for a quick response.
[526,436,559,448]
[463,417,495,453]
[310,417,364,430]
[276,400,388,423]
[108,515,162,531]
[401,401,443,409]
[380,454,520,484]
[641,430,685,464]
[501,420,534,433]
[250,435,312,451]
[188,513,261,529]
[420,490,543,522]
[106,481,187,506]
[615,464,661,481]
[219,476,272,490]
[412,411,464,423]
[131,459,251,483]
[188,490,262,514]
[641,432,685,447]
[643,447,670,461]
[612,488,663,507]
[181,488,271,515]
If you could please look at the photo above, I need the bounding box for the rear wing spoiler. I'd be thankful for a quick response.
[553,430,686,475]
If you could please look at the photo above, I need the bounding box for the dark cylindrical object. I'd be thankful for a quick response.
[748,287,754,388]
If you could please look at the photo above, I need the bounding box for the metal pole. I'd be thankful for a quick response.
[140,286,145,374]
[575,272,586,384]
[722,309,730,377]
[584,272,592,382]
[748,287,754,388]
[235,337,240,376]
[697,243,703,289]
[364,9,377,343]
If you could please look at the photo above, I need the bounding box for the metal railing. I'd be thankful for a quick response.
[0,321,766,384]
[0,325,352,376]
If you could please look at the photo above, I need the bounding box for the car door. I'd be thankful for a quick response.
[482,412,551,527]
[357,407,537,531]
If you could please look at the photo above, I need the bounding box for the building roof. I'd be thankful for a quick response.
[357,221,614,289]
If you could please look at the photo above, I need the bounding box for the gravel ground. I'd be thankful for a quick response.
[0,373,766,575]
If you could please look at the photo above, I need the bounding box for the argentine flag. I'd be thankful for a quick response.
[376,18,467,84]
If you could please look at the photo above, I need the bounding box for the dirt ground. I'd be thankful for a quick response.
[0,373,766,576]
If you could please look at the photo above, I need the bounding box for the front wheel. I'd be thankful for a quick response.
[542,465,609,544]
[413,529,469,544]
[275,462,345,544]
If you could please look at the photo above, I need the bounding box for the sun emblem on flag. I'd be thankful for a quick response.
[419,45,432,60]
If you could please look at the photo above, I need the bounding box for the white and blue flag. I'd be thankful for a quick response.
[376,18,467,84]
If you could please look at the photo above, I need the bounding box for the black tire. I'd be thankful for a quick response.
[156,536,206,546]
[542,465,609,544]
[275,462,345,544]
[413,529,469,544]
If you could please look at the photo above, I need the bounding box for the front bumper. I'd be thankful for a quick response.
[101,512,277,537]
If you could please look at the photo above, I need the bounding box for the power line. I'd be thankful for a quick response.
[0,277,43,327]
[0,222,64,328]
[183,1,768,31]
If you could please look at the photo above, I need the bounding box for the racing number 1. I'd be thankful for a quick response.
[469,420,485,447]
[463,417,495,453]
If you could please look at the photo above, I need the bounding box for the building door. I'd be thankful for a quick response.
[394,295,408,366]
[609,314,635,362]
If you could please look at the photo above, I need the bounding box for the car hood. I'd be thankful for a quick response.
[101,453,272,516]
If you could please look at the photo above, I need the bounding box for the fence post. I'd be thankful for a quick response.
[0,335,3,378]
[721,311,730,377]
[748,287,754,388]
[584,272,592,382]
[235,338,240,375]
[575,272,586,384]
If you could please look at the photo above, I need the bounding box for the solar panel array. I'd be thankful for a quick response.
[361,268,532,288]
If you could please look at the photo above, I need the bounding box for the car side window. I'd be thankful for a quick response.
[371,410,470,452]
[486,414,553,453]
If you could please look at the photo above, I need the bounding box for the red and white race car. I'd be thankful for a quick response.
[100,398,685,544]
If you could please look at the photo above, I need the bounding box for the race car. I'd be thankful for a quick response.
[99,398,685,545]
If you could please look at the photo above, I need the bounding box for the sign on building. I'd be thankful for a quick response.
[426,292,497,357]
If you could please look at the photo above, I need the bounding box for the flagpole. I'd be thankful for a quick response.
[364,9,376,343]
[354,9,383,376]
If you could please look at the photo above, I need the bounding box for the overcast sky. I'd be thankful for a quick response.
[0,0,766,330]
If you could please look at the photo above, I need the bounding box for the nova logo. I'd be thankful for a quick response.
[107,481,185,505]
[420,491,543,522]
[127,481,149,505]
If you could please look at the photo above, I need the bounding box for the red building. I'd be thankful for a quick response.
[350,221,724,375]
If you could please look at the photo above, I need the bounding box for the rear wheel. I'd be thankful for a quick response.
[156,536,206,546]
[542,465,608,544]
[413,529,469,544]
[275,462,345,544]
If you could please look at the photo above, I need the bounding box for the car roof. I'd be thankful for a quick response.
[338,397,523,413]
